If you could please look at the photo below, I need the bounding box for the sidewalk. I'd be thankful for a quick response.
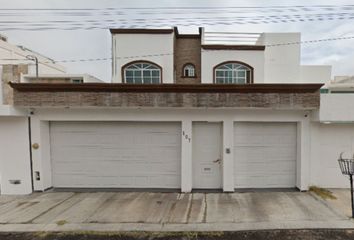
[0,190,353,232]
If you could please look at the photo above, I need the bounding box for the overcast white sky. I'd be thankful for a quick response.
[0,0,353,82]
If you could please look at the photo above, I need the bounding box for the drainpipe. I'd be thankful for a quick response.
[28,111,34,192]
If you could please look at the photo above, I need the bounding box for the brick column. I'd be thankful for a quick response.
[2,64,28,105]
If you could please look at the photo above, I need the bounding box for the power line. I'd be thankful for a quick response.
[0,5,354,17]
[1,12,353,24]
[266,35,354,47]
[1,35,354,64]
[0,9,352,31]
[0,16,353,31]
[1,4,354,10]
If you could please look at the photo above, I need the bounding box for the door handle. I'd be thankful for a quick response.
[213,158,221,164]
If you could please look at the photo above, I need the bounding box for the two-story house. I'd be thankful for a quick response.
[3,27,343,195]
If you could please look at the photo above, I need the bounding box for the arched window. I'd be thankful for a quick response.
[214,61,253,84]
[183,63,196,77]
[123,61,161,84]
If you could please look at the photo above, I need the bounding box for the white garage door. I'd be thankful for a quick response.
[50,122,181,188]
[234,122,297,188]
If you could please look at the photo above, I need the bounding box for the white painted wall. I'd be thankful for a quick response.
[261,33,301,83]
[223,119,234,192]
[309,94,354,188]
[310,122,353,188]
[0,39,66,74]
[181,120,192,192]
[30,117,51,191]
[300,65,332,84]
[318,94,354,122]
[201,50,265,83]
[0,117,32,194]
[30,108,310,192]
[112,33,174,83]
[0,66,2,104]
[21,74,103,83]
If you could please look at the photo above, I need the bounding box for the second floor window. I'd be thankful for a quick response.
[214,62,253,84]
[183,64,196,77]
[123,61,161,84]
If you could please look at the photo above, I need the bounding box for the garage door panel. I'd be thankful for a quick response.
[235,174,295,188]
[50,122,181,188]
[235,136,295,146]
[236,160,295,172]
[234,122,297,188]
[53,174,180,188]
[235,147,295,161]
[53,161,178,174]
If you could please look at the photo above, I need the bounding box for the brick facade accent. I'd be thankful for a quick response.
[2,65,28,105]
[12,90,320,109]
[174,37,201,84]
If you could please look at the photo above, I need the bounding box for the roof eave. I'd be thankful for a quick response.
[9,82,323,93]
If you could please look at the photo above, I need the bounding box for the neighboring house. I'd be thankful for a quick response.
[323,76,354,93]
[1,27,349,195]
[0,34,66,195]
[21,74,103,84]
[0,34,66,74]
[0,35,101,194]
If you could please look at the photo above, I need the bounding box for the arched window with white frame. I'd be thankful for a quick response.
[214,61,253,84]
[123,61,162,84]
[183,63,196,77]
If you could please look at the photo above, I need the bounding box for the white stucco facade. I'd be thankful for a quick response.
[112,32,174,83]
[310,122,352,188]
[201,50,264,83]
[260,33,301,84]
[300,65,332,84]
[111,29,331,84]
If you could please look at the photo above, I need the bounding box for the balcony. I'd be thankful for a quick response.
[9,83,321,109]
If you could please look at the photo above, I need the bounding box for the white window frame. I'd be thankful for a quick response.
[183,64,196,77]
[215,63,252,84]
[124,62,161,84]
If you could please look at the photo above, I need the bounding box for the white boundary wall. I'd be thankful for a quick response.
[0,117,32,194]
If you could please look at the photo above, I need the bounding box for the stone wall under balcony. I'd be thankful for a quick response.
[10,83,322,109]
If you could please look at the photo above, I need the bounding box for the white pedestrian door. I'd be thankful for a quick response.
[192,122,222,189]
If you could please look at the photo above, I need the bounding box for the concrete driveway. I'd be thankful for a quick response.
[0,190,353,232]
